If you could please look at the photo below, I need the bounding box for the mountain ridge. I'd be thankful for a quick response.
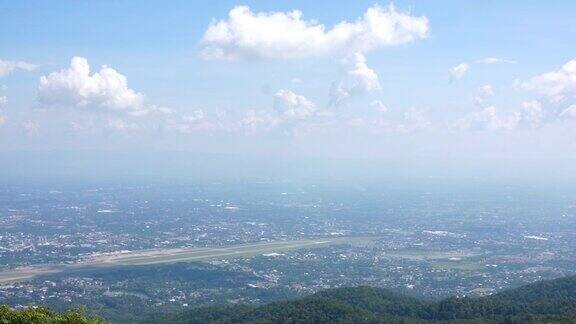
[149,275,576,323]
[2,275,575,323]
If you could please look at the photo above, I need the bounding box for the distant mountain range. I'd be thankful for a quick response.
[2,275,575,323]
[148,275,576,323]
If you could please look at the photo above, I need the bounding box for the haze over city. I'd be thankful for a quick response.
[1,1,576,323]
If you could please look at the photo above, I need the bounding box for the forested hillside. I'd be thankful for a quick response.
[0,306,101,324]
[150,275,576,323]
[3,276,575,323]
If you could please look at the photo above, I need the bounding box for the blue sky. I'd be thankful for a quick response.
[1,1,576,163]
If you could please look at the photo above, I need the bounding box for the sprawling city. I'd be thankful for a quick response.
[2,1,576,322]
[0,180,574,321]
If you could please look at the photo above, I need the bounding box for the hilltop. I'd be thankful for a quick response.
[149,275,576,323]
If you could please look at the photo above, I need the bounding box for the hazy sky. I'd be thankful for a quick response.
[1,1,576,164]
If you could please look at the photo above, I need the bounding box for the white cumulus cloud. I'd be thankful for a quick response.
[449,63,469,80]
[521,59,576,101]
[474,85,495,106]
[274,89,315,119]
[521,100,544,127]
[38,57,144,111]
[242,110,280,131]
[347,53,380,92]
[0,59,37,78]
[201,4,429,60]
[330,52,380,106]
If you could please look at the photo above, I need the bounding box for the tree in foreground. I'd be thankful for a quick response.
[0,305,101,324]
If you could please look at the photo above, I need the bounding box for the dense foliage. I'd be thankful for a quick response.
[150,275,576,323]
[2,275,575,323]
[0,306,101,324]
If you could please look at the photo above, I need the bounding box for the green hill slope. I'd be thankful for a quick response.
[151,275,576,323]
[0,306,101,324]
[2,276,575,323]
